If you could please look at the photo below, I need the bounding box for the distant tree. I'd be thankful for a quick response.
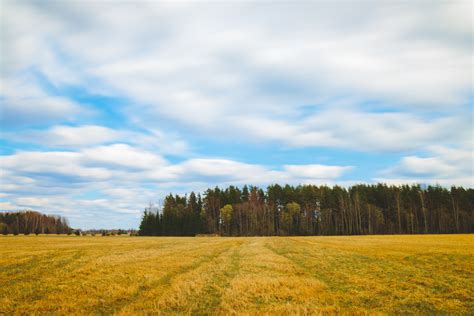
[286,202,301,235]
[219,204,233,236]
[0,211,70,235]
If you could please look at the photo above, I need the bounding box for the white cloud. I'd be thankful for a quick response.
[0,144,170,184]
[0,76,84,127]
[16,197,50,206]
[376,146,473,187]
[2,125,190,155]
[0,202,16,210]
[284,164,352,180]
[82,144,167,170]
[213,109,469,152]
[174,159,266,179]
[296,110,469,152]
[4,125,122,146]
[1,151,111,181]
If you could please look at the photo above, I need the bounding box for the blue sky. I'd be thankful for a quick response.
[0,1,472,229]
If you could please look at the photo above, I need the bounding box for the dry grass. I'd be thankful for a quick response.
[1,235,472,315]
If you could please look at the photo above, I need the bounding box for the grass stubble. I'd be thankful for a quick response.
[0,235,472,315]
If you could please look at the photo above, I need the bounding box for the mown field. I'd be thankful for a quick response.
[0,235,473,315]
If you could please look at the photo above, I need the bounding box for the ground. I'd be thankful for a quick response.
[0,235,472,315]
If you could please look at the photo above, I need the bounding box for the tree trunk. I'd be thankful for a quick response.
[396,191,402,234]
[368,204,372,234]
[451,195,460,233]
[419,190,428,234]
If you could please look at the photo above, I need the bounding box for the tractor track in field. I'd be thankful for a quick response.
[185,240,244,315]
[98,241,236,315]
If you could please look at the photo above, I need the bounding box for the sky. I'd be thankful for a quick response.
[0,1,472,229]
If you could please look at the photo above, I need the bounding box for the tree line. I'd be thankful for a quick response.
[139,184,473,236]
[0,210,71,235]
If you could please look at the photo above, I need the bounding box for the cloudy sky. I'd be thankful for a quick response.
[1,1,472,229]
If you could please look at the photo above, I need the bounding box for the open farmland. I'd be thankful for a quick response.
[1,235,473,315]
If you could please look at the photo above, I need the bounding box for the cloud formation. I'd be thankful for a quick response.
[376,146,473,187]
[0,145,352,228]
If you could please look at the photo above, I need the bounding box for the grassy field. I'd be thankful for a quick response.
[0,235,473,315]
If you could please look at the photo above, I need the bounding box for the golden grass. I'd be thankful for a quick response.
[1,235,472,315]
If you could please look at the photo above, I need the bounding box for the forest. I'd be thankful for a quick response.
[139,184,474,236]
[0,210,70,235]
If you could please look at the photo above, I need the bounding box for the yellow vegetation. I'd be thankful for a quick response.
[1,235,473,314]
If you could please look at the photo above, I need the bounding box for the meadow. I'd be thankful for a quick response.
[1,235,472,315]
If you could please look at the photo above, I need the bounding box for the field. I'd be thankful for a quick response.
[1,235,473,315]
